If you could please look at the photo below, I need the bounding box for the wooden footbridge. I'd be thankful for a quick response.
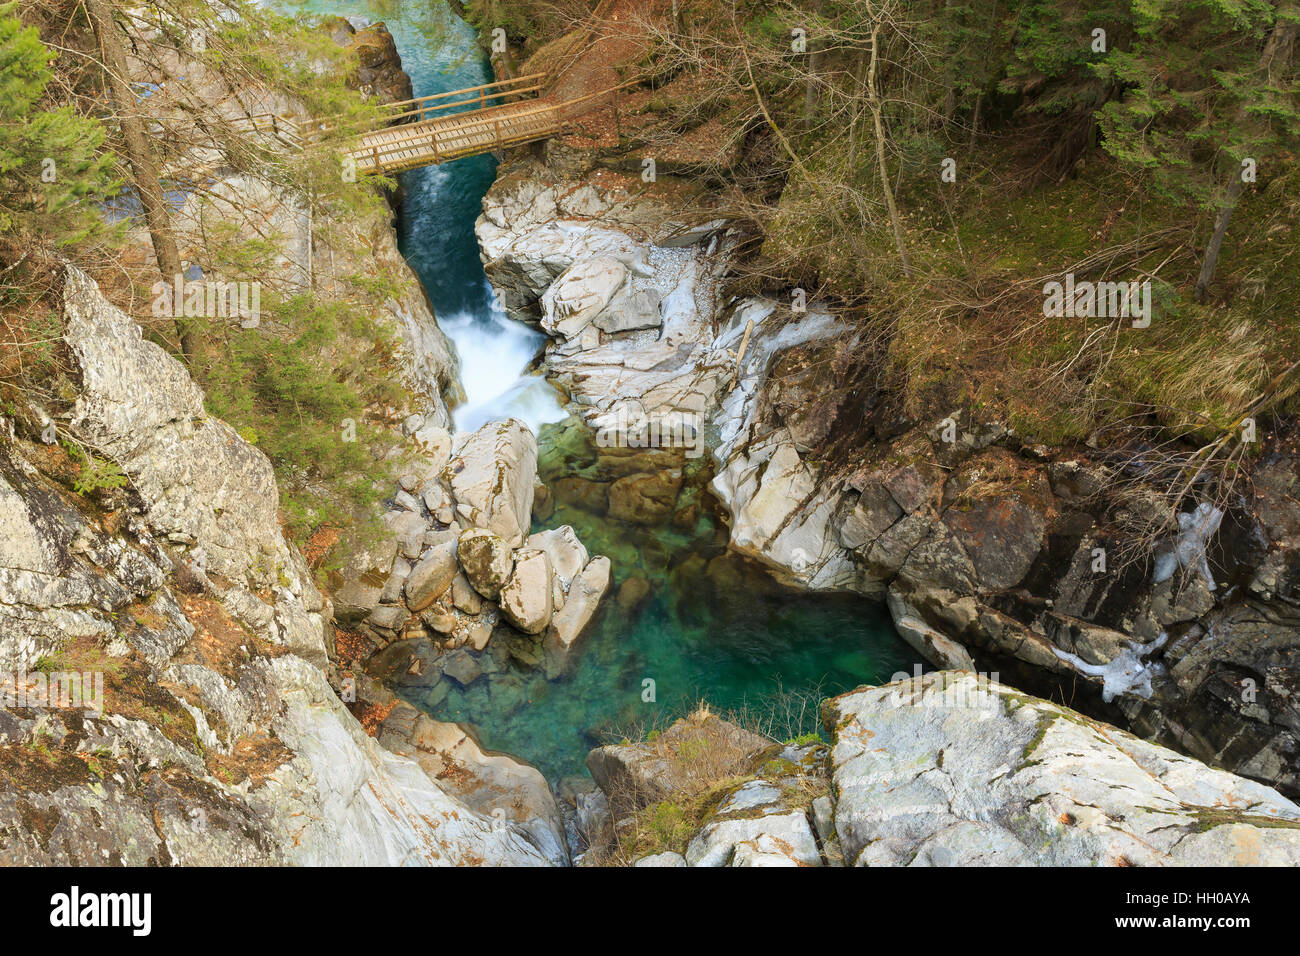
[326,73,624,176]
[246,0,629,175]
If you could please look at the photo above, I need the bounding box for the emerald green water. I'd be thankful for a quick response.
[304,0,917,781]
[420,420,915,780]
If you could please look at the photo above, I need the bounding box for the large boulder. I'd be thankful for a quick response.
[498,548,554,634]
[824,672,1300,866]
[456,528,515,600]
[448,420,537,547]
[403,540,459,612]
[587,711,771,815]
[326,19,414,104]
[594,287,662,335]
[543,555,611,678]
[540,256,627,338]
[525,526,589,587]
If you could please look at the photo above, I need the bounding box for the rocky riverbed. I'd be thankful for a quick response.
[2,1,1297,869]
[576,673,1300,866]
[470,141,1300,805]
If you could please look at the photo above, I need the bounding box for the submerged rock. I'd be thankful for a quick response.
[616,575,653,612]
[442,649,485,688]
[608,469,683,525]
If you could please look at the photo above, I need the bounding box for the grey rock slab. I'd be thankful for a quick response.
[498,548,554,635]
[404,540,459,612]
[825,672,1300,867]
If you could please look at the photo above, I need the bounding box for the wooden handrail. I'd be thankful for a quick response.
[310,73,549,137]
[378,72,547,112]
[313,83,547,138]
[348,109,560,163]
[335,87,618,160]
[381,83,546,123]
[349,105,561,165]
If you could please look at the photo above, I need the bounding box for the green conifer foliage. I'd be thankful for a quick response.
[0,0,116,259]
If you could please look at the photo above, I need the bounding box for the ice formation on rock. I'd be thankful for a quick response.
[1153,502,1223,590]
[1050,632,1170,703]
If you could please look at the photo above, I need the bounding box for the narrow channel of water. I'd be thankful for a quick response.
[305,0,917,781]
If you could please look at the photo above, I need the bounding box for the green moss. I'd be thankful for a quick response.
[1185,808,1300,834]
[785,732,822,747]
[1017,712,1061,770]
[613,774,756,862]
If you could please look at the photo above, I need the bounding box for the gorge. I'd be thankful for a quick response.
[361,0,917,783]
[0,0,1298,870]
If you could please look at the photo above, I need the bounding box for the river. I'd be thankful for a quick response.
[301,0,914,781]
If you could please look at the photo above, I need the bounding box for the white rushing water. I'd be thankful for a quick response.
[439,282,568,435]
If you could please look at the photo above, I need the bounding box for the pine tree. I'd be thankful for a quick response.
[0,0,116,266]
[1093,0,1300,300]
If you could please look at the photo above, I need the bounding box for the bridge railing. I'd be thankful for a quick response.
[232,112,307,149]
[347,81,640,174]
[387,72,548,123]
[315,73,549,140]
[350,100,565,172]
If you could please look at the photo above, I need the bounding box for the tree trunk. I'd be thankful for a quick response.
[86,0,205,364]
[941,0,957,125]
[866,25,913,277]
[802,0,824,129]
[847,49,869,173]
[1194,175,1243,303]
[1195,10,1298,302]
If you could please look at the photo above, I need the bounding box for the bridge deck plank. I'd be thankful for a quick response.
[347,97,568,174]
